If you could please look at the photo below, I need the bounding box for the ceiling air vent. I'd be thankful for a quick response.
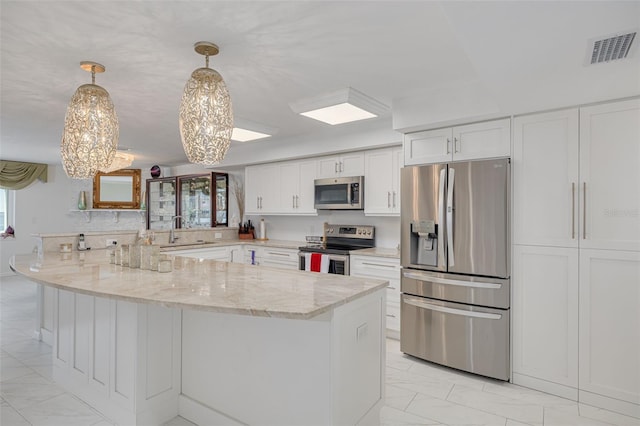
[589,32,636,64]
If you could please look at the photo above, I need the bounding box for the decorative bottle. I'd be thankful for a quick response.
[78,191,87,210]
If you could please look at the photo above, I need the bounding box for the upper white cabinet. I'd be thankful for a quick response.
[579,99,640,252]
[246,159,317,216]
[364,147,402,216]
[513,108,579,248]
[245,164,279,215]
[404,118,510,165]
[278,159,317,215]
[317,152,365,178]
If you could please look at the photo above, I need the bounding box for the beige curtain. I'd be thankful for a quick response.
[0,160,48,190]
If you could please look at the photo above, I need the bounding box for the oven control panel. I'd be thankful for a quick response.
[326,224,375,240]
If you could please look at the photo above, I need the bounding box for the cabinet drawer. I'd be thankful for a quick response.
[166,247,230,260]
[350,256,400,280]
[261,248,298,263]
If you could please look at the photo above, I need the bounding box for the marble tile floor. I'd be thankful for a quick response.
[1,275,639,426]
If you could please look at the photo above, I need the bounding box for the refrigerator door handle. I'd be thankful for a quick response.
[404,296,502,320]
[583,182,587,239]
[447,167,455,266]
[438,168,446,267]
[402,271,502,289]
[571,182,576,239]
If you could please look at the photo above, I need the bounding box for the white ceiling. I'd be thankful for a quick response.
[1,1,639,168]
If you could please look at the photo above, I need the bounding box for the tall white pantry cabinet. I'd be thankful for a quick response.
[512,98,640,418]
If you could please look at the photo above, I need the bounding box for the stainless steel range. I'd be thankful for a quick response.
[298,224,375,275]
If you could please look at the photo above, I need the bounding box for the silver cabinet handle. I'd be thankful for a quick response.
[438,168,446,267]
[335,162,338,173]
[571,182,576,239]
[267,251,290,257]
[362,262,397,269]
[583,182,587,239]
[387,191,391,208]
[392,191,397,208]
[402,271,501,289]
[454,137,460,153]
[295,195,299,209]
[447,167,455,266]
[340,161,344,172]
[404,296,502,320]
[259,196,263,209]
[446,138,451,154]
[257,196,260,209]
[292,195,295,209]
[386,314,397,318]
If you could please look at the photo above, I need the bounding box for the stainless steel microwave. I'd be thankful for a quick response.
[314,176,364,210]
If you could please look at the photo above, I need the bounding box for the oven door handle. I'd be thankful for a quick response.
[403,296,502,320]
[402,271,501,289]
[298,252,348,263]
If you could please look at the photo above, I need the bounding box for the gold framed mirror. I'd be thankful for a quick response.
[93,169,141,209]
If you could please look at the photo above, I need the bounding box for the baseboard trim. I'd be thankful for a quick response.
[512,372,578,401]
[179,394,246,426]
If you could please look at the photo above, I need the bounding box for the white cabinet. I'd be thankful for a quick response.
[350,255,401,339]
[317,152,365,178]
[404,118,510,165]
[245,164,279,214]
[52,289,181,425]
[246,160,317,216]
[578,249,640,414]
[242,246,299,270]
[512,98,640,417]
[364,147,402,216]
[278,159,317,215]
[259,247,299,270]
[512,245,579,399]
[579,99,640,252]
[166,246,234,261]
[513,109,579,248]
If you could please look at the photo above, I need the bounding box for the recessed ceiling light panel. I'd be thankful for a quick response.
[232,128,271,142]
[290,87,388,125]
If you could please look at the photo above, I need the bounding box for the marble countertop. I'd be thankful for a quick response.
[10,251,387,320]
[350,247,401,259]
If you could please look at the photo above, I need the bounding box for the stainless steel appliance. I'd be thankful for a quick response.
[314,176,364,210]
[298,224,375,275]
[400,158,511,381]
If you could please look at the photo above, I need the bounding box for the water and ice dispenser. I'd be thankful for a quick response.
[410,220,438,267]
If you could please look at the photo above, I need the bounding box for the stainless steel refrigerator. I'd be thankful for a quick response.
[400,158,511,380]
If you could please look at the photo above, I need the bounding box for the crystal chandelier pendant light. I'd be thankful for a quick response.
[179,42,233,165]
[61,61,119,179]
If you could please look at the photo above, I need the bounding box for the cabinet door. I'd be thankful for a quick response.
[579,99,640,251]
[245,164,278,214]
[245,166,261,215]
[317,156,340,178]
[403,128,452,165]
[364,149,394,215]
[279,162,299,214]
[512,245,578,393]
[579,249,640,407]
[178,174,212,228]
[339,152,365,176]
[297,159,317,214]
[513,109,579,247]
[453,118,511,161]
[147,178,177,230]
[391,146,402,214]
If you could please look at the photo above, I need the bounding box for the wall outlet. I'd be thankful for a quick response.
[106,239,118,247]
[214,232,222,239]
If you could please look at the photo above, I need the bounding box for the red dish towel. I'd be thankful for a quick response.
[310,253,323,272]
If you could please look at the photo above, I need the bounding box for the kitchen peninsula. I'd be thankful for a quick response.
[10,250,388,426]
